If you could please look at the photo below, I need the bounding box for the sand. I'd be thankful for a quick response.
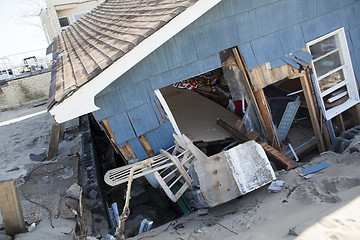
[1,105,360,240]
[0,105,81,239]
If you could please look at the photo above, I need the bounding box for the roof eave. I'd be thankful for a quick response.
[49,0,222,123]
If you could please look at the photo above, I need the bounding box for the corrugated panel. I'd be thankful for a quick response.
[127,137,148,161]
[107,112,136,144]
[278,24,304,54]
[127,102,160,136]
[251,32,284,67]
[121,80,152,110]
[144,120,174,155]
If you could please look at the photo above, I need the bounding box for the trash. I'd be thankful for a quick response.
[303,173,315,179]
[29,153,47,162]
[138,219,153,235]
[66,183,81,200]
[6,167,19,172]
[206,219,216,226]
[86,237,98,240]
[27,222,36,232]
[194,229,202,233]
[288,227,298,236]
[105,233,116,240]
[301,162,331,175]
[349,147,360,154]
[197,208,208,216]
[268,180,285,192]
[88,189,98,199]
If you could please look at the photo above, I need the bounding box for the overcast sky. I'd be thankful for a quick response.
[0,0,48,59]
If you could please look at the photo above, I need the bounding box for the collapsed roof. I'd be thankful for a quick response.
[48,0,221,123]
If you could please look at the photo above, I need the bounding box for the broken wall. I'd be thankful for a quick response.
[0,71,51,111]
[93,0,360,160]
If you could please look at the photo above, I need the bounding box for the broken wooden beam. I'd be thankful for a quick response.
[0,179,27,237]
[231,47,281,151]
[48,124,61,160]
[216,119,299,170]
[300,68,326,152]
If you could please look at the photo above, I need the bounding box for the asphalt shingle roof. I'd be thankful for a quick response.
[48,0,199,109]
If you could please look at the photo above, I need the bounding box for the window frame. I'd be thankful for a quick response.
[58,16,71,30]
[306,28,359,120]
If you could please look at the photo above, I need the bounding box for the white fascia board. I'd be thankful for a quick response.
[50,0,222,123]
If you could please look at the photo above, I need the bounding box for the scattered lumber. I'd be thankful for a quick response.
[216,119,299,170]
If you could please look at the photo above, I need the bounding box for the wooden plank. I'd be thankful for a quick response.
[219,49,251,104]
[234,120,245,133]
[0,179,26,237]
[59,122,66,142]
[232,47,281,151]
[125,141,137,160]
[48,124,61,160]
[139,135,155,157]
[351,104,360,126]
[254,89,281,151]
[300,68,326,152]
[335,114,346,134]
[322,121,332,150]
[247,131,260,140]
[101,119,116,141]
[216,119,299,170]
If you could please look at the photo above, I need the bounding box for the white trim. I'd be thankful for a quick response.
[154,89,184,143]
[50,0,222,123]
[306,28,360,120]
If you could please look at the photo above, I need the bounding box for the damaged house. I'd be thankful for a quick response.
[47,0,360,237]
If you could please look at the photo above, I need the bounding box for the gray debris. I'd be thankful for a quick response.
[197,209,208,216]
[88,189,98,200]
[66,183,81,200]
[0,234,11,240]
[268,180,285,192]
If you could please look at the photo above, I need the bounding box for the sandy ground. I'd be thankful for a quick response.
[1,105,360,240]
[129,140,360,240]
[0,104,82,240]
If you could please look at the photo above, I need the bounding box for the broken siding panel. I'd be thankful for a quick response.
[278,24,305,54]
[144,120,174,155]
[127,137,148,161]
[107,112,136,143]
[127,102,160,136]
[238,42,258,70]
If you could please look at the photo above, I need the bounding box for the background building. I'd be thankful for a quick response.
[40,0,104,43]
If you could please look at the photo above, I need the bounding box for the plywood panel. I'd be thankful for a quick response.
[161,86,240,142]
